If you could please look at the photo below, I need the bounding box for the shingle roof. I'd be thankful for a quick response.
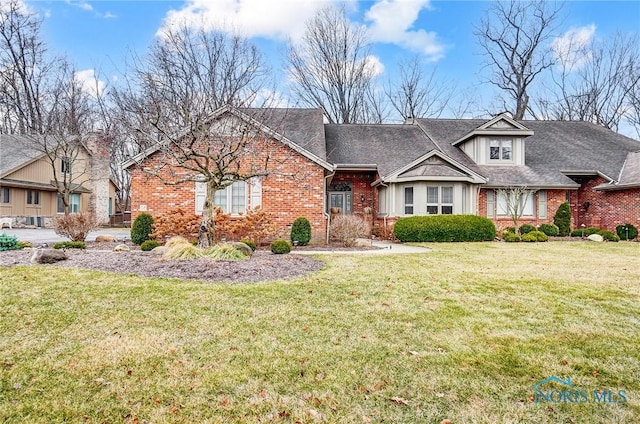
[617,151,640,186]
[242,108,326,160]
[0,135,44,177]
[324,124,438,176]
[414,118,640,187]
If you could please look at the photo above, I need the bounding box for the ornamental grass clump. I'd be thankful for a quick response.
[205,244,248,260]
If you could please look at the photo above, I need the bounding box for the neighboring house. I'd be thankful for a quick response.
[126,106,640,242]
[0,134,116,228]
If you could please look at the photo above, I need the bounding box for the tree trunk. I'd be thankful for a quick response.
[197,184,218,247]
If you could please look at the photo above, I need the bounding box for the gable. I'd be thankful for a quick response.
[123,106,332,171]
[399,156,470,178]
[451,114,534,147]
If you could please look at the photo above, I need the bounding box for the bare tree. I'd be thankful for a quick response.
[0,1,108,218]
[497,186,537,233]
[0,0,53,134]
[287,6,377,123]
[385,56,452,120]
[115,26,279,246]
[28,61,103,215]
[536,32,639,132]
[476,0,563,119]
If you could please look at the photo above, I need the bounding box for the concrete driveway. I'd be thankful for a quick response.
[0,227,131,244]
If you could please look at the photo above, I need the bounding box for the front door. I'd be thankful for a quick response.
[329,192,352,214]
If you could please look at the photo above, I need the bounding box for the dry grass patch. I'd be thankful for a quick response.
[1,242,639,423]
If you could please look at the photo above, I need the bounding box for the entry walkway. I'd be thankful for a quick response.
[292,240,430,255]
[0,228,130,244]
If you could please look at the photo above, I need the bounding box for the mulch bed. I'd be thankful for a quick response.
[0,241,328,283]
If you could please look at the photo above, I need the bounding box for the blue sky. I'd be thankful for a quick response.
[24,0,640,120]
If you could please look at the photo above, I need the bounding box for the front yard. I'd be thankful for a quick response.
[1,242,639,423]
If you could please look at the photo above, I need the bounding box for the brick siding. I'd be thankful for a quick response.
[129,138,328,243]
[574,177,640,230]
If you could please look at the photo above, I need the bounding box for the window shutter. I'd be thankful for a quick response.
[486,190,495,218]
[195,180,207,215]
[538,190,547,219]
[250,178,262,209]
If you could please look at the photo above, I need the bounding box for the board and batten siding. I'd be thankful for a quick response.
[382,182,477,217]
[460,136,525,166]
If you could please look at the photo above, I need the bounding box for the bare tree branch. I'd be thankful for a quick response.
[286,6,377,123]
[475,0,563,119]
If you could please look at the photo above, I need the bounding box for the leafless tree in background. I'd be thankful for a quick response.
[535,32,639,133]
[287,6,377,124]
[385,56,452,120]
[114,26,280,246]
[476,0,563,119]
[0,0,53,134]
[0,0,108,215]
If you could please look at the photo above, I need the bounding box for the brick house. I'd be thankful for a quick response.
[126,107,640,242]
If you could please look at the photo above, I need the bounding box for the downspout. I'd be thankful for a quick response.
[378,181,389,237]
[323,169,336,245]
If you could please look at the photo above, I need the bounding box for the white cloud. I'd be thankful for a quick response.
[365,55,385,77]
[65,1,93,12]
[1,0,29,14]
[74,69,105,98]
[103,12,117,19]
[552,24,596,71]
[158,0,342,40]
[364,0,445,61]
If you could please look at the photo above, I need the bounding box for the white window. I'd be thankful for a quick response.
[195,179,253,215]
[497,191,534,216]
[489,139,512,161]
[57,193,80,213]
[404,187,414,215]
[427,186,453,215]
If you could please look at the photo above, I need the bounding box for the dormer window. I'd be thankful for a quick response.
[489,139,512,161]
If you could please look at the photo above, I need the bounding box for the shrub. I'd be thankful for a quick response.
[598,230,620,242]
[151,208,201,242]
[538,223,559,236]
[17,241,32,249]
[140,240,160,251]
[53,241,86,249]
[570,227,601,237]
[240,239,256,251]
[205,244,249,260]
[131,213,154,245]
[616,224,638,240]
[270,239,291,254]
[503,232,521,242]
[553,202,572,236]
[393,215,496,242]
[518,224,535,235]
[521,231,549,242]
[331,214,370,246]
[228,207,278,246]
[53,212,99,242]
[0,233,19,251]
[502,226,516,234]
[290,217,312,246]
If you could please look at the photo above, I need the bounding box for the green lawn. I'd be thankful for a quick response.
[1,242,639,423]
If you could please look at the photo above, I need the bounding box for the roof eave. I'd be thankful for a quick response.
[334,164,378,171]
[593,182,640,191]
